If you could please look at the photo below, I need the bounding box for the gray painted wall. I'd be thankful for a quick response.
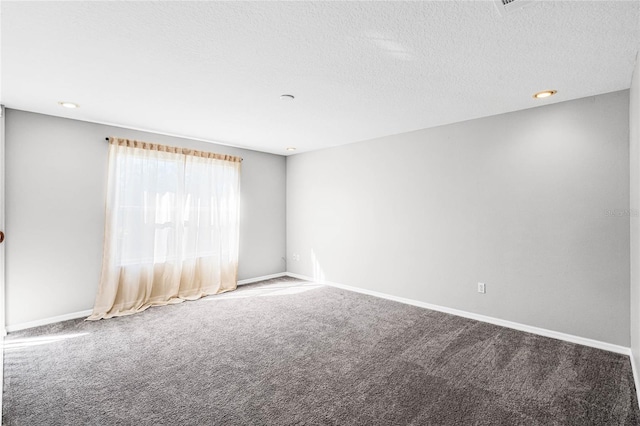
[287,91,630,346]
[630,57,640,372]
[5,110,286,326]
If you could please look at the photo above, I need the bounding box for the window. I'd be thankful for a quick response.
[89,138,241,320]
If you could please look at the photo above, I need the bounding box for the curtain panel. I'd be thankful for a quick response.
[89,138,242,320]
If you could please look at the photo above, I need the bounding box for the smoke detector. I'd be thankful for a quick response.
[494,0,536,16]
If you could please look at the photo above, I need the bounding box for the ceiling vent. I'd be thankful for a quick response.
[494,0,536,16]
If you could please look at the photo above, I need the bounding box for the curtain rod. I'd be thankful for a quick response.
[104,137,243,162]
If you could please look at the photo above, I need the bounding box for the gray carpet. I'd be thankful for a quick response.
[2,277,639,425]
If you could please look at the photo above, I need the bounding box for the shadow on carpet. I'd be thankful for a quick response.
[3,277,639,425]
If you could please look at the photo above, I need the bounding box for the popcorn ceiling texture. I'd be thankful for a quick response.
[2,1,639,154]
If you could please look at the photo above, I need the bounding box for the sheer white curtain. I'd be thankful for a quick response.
[89,138,241,320]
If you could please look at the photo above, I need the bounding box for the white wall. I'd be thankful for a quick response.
[630,56,640,374]
[287,91,630,346]
[5,110,286,326]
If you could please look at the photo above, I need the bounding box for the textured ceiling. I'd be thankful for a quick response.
[1,1,640,155]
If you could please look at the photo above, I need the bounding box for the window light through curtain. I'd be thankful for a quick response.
[89,137,242,320]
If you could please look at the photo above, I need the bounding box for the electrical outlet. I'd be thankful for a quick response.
[292,253,300,261]
[478,282,486,294]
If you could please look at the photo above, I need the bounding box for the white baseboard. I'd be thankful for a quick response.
[5,309,93,333]
[5,273,289,333]
[4,271,632,358]
[286,272,631,356]
[285,272,314,282]
[630,352,640,410]
[238,272,287,286]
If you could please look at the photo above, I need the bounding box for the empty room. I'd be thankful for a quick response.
[1,1,640,424]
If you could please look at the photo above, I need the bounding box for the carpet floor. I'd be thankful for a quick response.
[2,277,639,425]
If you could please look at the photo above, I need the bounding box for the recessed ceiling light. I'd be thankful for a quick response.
[58,101,79,108]
[280,94,295,101]
[286,147,296,152]
[532,90,557,99]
